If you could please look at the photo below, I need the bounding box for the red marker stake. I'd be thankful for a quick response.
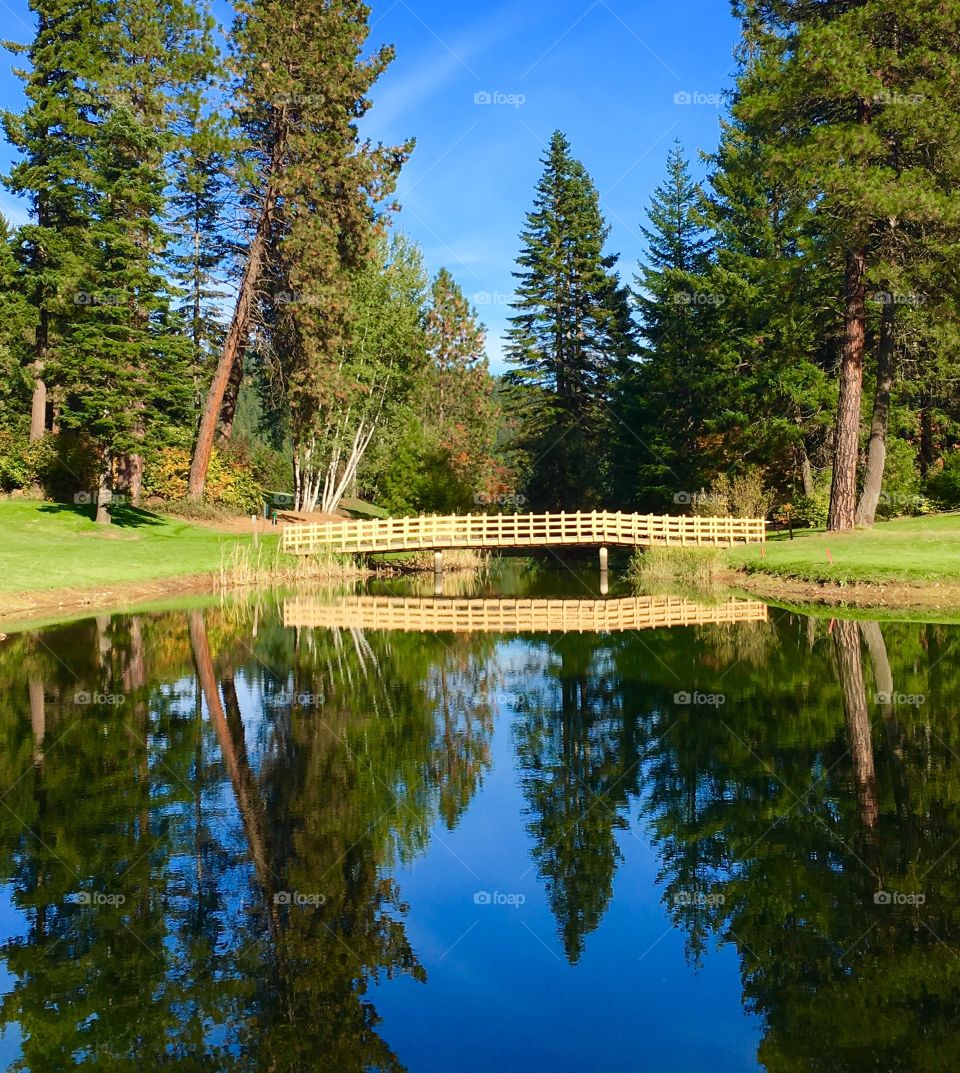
[826,547,833,564]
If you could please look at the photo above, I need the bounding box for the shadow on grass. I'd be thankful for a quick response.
[39,502,167,529]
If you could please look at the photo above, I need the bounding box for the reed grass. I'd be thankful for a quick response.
[627,546,728,592]
[217,543,369,590]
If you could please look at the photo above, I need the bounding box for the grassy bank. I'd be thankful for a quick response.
[0,499,488,622]
[0,498,272,598]
[727,513,960,585]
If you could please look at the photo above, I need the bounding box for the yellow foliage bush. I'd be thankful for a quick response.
[144,447,263,515]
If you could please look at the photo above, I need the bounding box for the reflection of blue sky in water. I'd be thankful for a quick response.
[374,641,759,1073]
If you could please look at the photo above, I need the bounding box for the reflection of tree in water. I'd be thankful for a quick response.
[0,606,497,1071]
[635,615,960,1071]
[514,634,642,962]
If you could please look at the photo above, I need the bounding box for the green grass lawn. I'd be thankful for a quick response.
[727,513,960,584]
[0,499,279,596]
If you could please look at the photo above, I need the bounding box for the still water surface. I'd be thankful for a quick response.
[0,567,956,1071]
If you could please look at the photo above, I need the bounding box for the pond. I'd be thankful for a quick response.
[0,564,956,1071]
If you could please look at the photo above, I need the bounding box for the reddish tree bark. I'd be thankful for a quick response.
[188,187,276,499]
[217,341,246,443]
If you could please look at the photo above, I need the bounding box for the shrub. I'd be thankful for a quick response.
[926,449,960,511]
[0,430,90,496]
[792,474,832,529]
[876,437,924,518]
[0,429,30,491]
[691,471,774,519]
[144,447,263,515]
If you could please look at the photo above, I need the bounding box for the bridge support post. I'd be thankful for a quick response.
[599,546,609,596]
[433,551,443,596]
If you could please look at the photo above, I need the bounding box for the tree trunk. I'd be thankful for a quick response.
[29,308,49,443]
[856,295,896,527]
[116,452,143,507]
[834,618,878,829]
[800,444,815,496]
[29,376,47,443]
[29,677,45,766]
[828,250,867,531]
[188,188,276,500]
[919,405,935,478]
[95,456,113,526]
[217,342,246,442]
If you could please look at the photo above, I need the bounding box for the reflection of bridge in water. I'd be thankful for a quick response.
[283,595,769,634]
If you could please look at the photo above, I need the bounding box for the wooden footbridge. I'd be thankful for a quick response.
[283,595,769,634]
[281,511,767,557]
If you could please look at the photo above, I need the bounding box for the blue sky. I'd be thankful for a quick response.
[0,0,741,371]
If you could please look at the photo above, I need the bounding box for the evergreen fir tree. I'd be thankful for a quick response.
[1,0,101,443]
[0,216,36,428]
[733,0,960,528]
[610,143,717,509]
[506,130,634,510]
[166,18,233,419]
[188,0,411,504]
[423,268,500,497]
[704,122,837,497]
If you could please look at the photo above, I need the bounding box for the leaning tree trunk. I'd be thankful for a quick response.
[188,611,281,943]
[856,295,896,527]
[828,250,867,531]
[217,341,247,443]
[188,185,277,500]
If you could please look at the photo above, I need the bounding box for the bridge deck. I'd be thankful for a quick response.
[283,595,769,634]
[281,511,767,556]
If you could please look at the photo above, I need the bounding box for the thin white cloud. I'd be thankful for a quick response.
[365,2,534,137]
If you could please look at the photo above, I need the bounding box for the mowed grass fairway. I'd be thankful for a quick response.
[0,499,276,596]
[728,513,960,584]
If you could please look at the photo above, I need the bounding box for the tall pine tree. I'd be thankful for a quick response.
[733,0,960,529]
[506,131,634,510]
[610,143,716,509]
[2,0,100,444]
[188,0,410,502]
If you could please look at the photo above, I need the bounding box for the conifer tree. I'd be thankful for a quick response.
[423,268,500,496]
[0,216,36,426]
[733,0,960,529]
[166,26,233,420]
[188,0,410,501]
[2,0,99,443]
[4,0,219,519]
[506,131,634,510]
[610,143,716,509]
[704,123,837,496]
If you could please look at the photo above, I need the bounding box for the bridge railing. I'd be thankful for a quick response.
[281,510,767,556]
